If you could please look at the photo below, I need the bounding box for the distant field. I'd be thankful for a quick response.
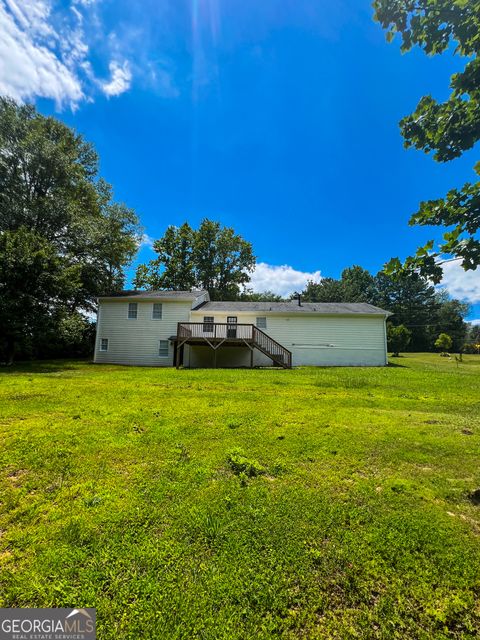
[1,354,480,639]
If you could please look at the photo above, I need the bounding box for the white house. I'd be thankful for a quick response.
[94,290,391,368]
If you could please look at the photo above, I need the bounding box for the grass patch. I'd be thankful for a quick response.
[0,354,480,638]
[227,449,267,478]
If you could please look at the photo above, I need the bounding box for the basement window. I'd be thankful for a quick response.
[100,338,109,352]
[128,302,138,319]
[159,340,169,357]
[152,303,163,320]
[256,317,267,329]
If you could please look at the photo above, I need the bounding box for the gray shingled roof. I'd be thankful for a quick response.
[194,301,392,315]
[99,290,207,300]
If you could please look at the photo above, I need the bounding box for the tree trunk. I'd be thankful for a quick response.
[5,335,15,365]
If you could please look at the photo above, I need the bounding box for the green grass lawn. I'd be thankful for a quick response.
[1,354,480,639]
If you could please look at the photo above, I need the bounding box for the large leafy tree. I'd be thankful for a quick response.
[376,271,439,351]
[469,323,480,343]
[301,277,349,303]
[302,266,379,304]
[0,98,141,363]
[374,0,480,281]
[192,219,255,299]
[302,265,378,304]
[339,266,378,303]
[134,219,255,300]
[431,291,469,350]
[134,223,196,291]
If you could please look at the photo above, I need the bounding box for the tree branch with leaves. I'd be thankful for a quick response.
[374,0,480,282]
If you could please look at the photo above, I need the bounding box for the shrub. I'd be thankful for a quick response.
[387,324,412,357]
[226,449,266,477]
[463,343,480,355]
[435,333,453,352]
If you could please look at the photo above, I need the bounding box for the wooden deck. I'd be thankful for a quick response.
[174,322,292,369]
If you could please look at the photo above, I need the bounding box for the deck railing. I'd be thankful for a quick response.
[177,322,255,341]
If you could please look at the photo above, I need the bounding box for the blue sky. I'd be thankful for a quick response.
[1,0,479,320]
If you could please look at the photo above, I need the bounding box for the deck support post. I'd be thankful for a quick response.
[175,343,180,369]
[175,339,188,369]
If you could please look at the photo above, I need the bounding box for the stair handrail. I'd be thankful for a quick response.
[252,326,292,368]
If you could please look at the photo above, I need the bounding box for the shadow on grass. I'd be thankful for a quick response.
[387,361,406,368]
[0,359,91,374]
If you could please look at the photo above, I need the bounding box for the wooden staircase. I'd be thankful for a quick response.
[251,326,292,369]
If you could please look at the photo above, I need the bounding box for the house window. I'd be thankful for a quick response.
[100,338,109,352]
[128,302,138,319]
[256,317,267,329]
[227,316,237,338]
[152,303,163,320]
[203,316,214,332]
[159,340,169,357]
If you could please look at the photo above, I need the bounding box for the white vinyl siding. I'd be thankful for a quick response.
[190,310,387,367]
[152,303,163,320]
[262,315,387,366]
[128,303,138,319]
[159,340,169,357]
[94,300,192,366]
[256,317,267,329]
[95,301,388,368]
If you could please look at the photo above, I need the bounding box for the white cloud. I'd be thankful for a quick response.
[5,0,52,38]
[439,261,480,304]
[0,0,182,108]
[0,0,156,108]
[0,0,84,107]
[139,233,155,249]
[470,319,480,326]
[101,60,132,97]
[249,262,321,297]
